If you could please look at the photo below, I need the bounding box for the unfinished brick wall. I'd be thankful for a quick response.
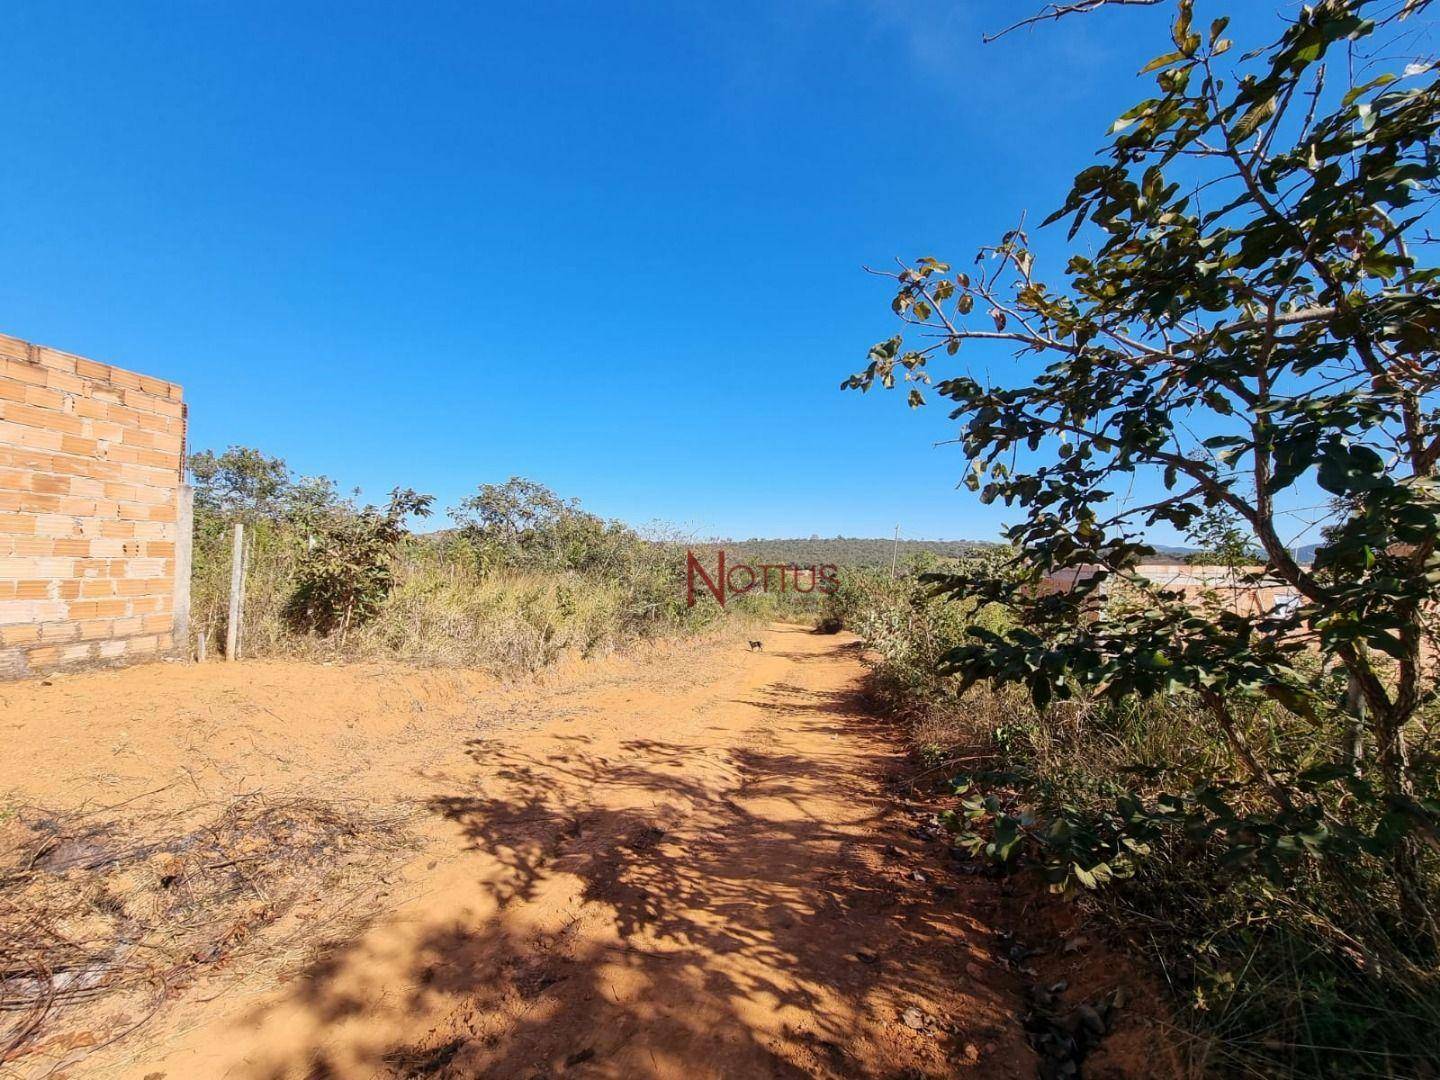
[0,333,191,678]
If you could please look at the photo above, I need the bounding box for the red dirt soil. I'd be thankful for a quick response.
[0,625,1169,1079]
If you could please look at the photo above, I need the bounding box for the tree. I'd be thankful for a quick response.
[287,488,434,640]
[189,446,293,522]
[1185,504,1259,567]
[848,0,1440,936]
[189,446,340,527]
[451,478,579,547]
[449,477,635,575]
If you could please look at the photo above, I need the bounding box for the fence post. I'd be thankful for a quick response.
[226,523,244,661]
[237,531,251,659]
[172,483,194,656]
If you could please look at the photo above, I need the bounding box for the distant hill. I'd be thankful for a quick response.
[427,527,1215,568]
[420,529,998,567]
[696,538,1219,567]
[1144,544,1202,562]
[699,538,997,567]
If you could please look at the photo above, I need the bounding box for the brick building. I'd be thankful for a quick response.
[0,333,191,678]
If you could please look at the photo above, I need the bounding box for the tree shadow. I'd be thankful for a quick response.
[758,640,868,667]
[209,641,1029,1079]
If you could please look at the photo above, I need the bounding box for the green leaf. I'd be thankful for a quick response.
[1233,95,1277,140]
[1267,683,1318,722]
[1374,811,1411,851]
[1139,51,1185,75]
[1316,442,1386,495]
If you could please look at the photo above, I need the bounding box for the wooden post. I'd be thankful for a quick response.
[196,630,208,663]
[172,484,194,655]
[225,523,244,661]
[237,532,251,659]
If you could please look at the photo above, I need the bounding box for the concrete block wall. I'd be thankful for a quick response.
[0,332,190,678]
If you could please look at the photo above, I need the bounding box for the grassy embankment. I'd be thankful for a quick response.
[827,557,1440,1078]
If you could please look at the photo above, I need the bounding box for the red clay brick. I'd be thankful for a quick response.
[0,513,36,535]
[0,360,48,388]
[1,401,84,436]
[35,348,77,374]
[75,358,111,381]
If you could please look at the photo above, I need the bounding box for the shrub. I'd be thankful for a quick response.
[835,559,1440,1076]
[449,477,643,576]
[286,488,434,640]
[186,449,735,671]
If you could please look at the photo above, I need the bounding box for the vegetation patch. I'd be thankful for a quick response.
[837,0,1440,1073]
[185,453,800,671]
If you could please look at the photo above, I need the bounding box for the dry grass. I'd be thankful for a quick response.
[834,567,1440,1078]
[189,532,734,673]
[341,562,695,671]
[0,793,414,1072]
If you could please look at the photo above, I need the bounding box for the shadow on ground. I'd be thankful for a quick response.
[223,628,1027,1079]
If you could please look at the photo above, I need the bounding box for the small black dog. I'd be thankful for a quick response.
[748,640,763,651]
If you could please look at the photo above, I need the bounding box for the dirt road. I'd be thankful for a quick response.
[2,626,1036,1078]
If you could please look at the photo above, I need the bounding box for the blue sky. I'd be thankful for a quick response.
[1,1,1301,542]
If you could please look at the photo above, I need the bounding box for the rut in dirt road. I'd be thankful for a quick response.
[77,627,1035,1078]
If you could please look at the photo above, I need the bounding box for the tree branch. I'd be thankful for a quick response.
[983,0,1165,43]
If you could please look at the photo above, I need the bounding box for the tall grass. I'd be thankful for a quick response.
[192,530,744,673]
[190,517,298,658]
[341,541,726,671]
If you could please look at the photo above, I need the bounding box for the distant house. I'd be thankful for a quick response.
[1042,563,1303,619]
